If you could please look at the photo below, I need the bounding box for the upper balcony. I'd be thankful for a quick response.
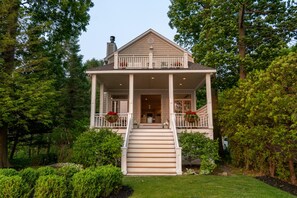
[113,52,189,69]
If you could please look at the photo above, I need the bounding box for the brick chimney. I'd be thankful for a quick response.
[105,36,117,64]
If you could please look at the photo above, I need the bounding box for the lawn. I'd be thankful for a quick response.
[123,175,295,198]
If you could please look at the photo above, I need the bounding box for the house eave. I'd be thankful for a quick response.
[86,69,216,75]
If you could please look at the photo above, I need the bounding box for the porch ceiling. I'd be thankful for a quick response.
[96,73,206,90]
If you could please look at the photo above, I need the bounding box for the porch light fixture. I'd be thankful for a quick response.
[119,83,122,86]
[183,77,186,80]
[151,77,155,80]
[179,83,183,86]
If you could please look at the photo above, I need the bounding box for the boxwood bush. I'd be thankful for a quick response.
[72,128,123,167]
[37,166,57,176]
[72,168,102,198]
[19,167,39,188]
[95,165,123,197]
[179,132,219,174]
[0,168,19,176]
[34,175,67,198]
[72,165,123,198]
[0,175,30,198]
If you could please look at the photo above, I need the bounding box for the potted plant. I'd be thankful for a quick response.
[133,120,139,128]
[184,111,198,123]
[163,120,169,129]
[105,111,119,123]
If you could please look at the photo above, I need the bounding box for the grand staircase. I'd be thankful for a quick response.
[126,128,177,175]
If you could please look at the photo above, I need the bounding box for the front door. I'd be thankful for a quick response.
[141,95,161,123]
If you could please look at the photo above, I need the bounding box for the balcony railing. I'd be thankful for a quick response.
[175,113,208,128]
[117,55,185,69]
[94,113,128,128]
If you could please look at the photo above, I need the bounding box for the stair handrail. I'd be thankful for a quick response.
[121,113,133,175]
[170,113,182,175]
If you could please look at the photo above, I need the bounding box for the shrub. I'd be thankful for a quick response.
[34,175,67,198]
[19,167,39,188]
[0,175,30,198]
[72,165,123,198]
[37,166,57,176]
[0,168,18,176]
[57,163,83,197]
[95,165,123,197]
[72,128,123,167]
[72,168,102,198]
[179,132,219,174]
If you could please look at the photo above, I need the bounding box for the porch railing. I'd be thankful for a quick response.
[94,113,128,128]
[121,113,132,175]
[118,55,185,69]
[175,113,208,128]
[170,113,182,175]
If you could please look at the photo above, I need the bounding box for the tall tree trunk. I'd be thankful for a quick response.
[9,130,19,160]
[211,78,224,157]
[288,159,296,185]
[269,160,275,177]
[0,0,19,168]
[238,3,246,79]
[0,126,10,168]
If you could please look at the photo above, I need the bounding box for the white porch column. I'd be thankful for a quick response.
[129,74,134,114]
[114,52,118,69]
[206,73,213,129]
[90,74,97,128]
[183,52,188,68]
[169,74,174,115]
[99,84,104,113]
[193,90,197,111]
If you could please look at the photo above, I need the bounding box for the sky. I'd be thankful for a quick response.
[79,0,176,62]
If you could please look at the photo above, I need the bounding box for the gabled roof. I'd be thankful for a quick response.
[106,28,191,60]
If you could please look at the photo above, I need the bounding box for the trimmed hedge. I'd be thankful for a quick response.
[72,165,123,198]
[34,175,67,198]
[0,168,19,176]
[37,166,57,176]
[0,164,123,197]
[0,175,30,198]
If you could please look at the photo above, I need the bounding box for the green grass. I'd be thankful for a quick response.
[123,175,295,198]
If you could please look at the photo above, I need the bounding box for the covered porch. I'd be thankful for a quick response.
[89,71,214,137]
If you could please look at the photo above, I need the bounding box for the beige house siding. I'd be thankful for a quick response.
[120,32,184,56]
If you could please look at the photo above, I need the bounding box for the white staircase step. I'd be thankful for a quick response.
[127,162,176,168]
[128,168,176,173]
[129,140,174,145]
[129,136,173,140]
[132,129,171,133]
[128,144,175,149]
[130,133,172,136]
[127,153,176,158]
[127,157,176,163]
[128,148,175,153]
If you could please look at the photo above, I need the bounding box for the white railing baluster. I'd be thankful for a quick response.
[94,113,129,128]
[174,113,209,128]
[117,55,185,69]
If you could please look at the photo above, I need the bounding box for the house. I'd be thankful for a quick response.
[86,29,216,175]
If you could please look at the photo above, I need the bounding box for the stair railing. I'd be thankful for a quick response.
[121,113,133,175]
[170,113,182,175]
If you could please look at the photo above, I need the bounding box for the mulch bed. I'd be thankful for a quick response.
[109,186,134,198]
[255,176,297,196]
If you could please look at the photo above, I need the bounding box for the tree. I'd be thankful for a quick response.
[168,0,297,87]
[0,0,94,167]
[84,58,104,69]
[219,52,297,184]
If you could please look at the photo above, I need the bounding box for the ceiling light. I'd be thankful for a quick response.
[119,83,122,86]
[183,77,186,80]
[151,77,155,80]
[179,83,183,86]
